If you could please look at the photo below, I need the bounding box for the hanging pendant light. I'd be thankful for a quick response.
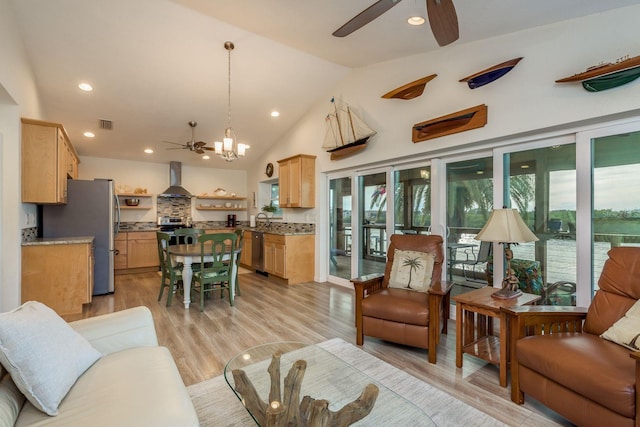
[214,41,248,161]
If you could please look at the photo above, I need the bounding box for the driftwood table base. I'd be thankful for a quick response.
[232,351,379,427]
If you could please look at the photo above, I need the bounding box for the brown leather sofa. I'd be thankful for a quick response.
[505,246,640,427]
[351,234,452,364]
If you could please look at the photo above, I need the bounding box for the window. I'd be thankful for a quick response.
[268,183,282,217]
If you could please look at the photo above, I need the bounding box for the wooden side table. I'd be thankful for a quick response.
[453,287,540,386]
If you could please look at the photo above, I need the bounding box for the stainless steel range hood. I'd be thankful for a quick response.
[159,161,192,197]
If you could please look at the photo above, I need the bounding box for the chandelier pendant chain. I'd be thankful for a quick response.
[226,41,233,131]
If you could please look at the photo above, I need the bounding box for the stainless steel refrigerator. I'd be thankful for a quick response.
[42,179,121,295]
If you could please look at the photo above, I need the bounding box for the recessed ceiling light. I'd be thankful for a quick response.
[270,111,280,118]
[202,155,210,160]
[144,148,154,154]
[78,83,93,92]
[83,131,95,138]
[407,16,425,26]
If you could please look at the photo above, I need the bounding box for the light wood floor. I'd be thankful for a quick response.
[68,271,572,427]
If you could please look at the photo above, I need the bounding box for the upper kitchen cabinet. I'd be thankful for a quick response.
[278,154,316,208]
[21,118,79,204]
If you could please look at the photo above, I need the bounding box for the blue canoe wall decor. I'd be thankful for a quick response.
[556,54,640,92]
[459,57,523,89]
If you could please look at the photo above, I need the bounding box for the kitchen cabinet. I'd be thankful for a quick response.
[115,231,159,273]
[126,231,159,269]
[21,118,79,204]
[263,233,314,284]
[278,154,316,208]
[196,195,247,211]
[114,232,128,270]
[22,240,94,317]
[240,230,252,267]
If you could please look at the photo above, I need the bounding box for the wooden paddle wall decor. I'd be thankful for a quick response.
[412,104,488,143]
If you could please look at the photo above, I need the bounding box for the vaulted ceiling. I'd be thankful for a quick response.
[9,0,639,169]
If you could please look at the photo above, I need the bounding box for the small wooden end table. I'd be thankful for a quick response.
[453,287,540,387]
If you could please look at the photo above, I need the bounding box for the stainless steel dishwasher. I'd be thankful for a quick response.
[251,231,265,273]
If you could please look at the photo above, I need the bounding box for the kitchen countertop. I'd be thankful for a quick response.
[239,227,315,236]
[22,236,95,246]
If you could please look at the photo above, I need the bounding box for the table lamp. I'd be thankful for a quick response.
[475,208,539,299]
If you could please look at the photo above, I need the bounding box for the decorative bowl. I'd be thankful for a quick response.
[213,188,227,196]
[124,198,140,206]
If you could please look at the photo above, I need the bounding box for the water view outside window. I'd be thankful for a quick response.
[329,177,352,279]
[506,144,577,305]
[592,131,640,291]
[394,167,431,233]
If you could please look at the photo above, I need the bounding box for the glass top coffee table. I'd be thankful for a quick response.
[224,341,434,426]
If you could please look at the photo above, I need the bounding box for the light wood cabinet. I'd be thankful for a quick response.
[22,241,94,317]
[278,154,316,208]
[114,232,128,270]
[240,230,252,267]
[126,231,159,269]
[21,118,79,204]
[263,233,314,284]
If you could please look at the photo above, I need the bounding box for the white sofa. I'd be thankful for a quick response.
[0,306,199,427]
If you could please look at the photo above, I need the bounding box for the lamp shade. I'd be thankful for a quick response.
[475,209,538,243]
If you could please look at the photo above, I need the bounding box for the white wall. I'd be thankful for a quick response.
[79,156,248,223]
[246,5,640,282]
[0,0,45,311]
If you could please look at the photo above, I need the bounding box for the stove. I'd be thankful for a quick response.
[158,217,191,237]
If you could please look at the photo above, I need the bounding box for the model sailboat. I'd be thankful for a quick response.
[322,98,376,160]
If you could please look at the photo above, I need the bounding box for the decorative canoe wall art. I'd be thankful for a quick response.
[459,57,523,89]
[412,104,488,143]
[381,74,438,100]
[555,54,640,92]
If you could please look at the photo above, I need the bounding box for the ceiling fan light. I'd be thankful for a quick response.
[407,16,425,26]
[214,141,223,154]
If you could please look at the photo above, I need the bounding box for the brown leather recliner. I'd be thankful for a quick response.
[505,246,640,427]
[351,234,452,364]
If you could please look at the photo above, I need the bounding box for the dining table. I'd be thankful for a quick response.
[169,243,240,309]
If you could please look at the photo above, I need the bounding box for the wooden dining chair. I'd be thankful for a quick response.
[233,229,244,296]
[156,232,183,306]
[192,233,237,311]
[174,228,205,271]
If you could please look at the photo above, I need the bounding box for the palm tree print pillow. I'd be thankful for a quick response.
[388,249,436,292]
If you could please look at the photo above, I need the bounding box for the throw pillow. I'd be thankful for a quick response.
[601,299,640,350]
[0,374,25,427]
[388,249,435,292]
[0,301,101,416]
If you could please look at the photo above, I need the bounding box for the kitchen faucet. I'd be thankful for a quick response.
[255,212,270,228]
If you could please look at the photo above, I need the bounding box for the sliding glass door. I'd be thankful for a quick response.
[358,171,388,277]
[503,142,577,305]
[329,176,352,280]
[592,130,640,291]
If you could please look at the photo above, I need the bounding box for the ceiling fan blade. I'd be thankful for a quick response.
[202,146,215,151]
[333,0,403,37]
[162,140,186,147]
[426,0,459,46]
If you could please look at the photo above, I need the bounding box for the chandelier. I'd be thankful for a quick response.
[214,41,248,161]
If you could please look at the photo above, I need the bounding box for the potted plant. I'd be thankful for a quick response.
[262,202,278,217]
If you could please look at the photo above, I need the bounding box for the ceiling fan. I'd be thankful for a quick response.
[163,121,214,155]
[333,0,459,47]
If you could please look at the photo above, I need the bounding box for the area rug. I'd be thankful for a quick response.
[188,338,504,426]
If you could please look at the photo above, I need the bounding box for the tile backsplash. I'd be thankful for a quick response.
[156,197,191,219]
